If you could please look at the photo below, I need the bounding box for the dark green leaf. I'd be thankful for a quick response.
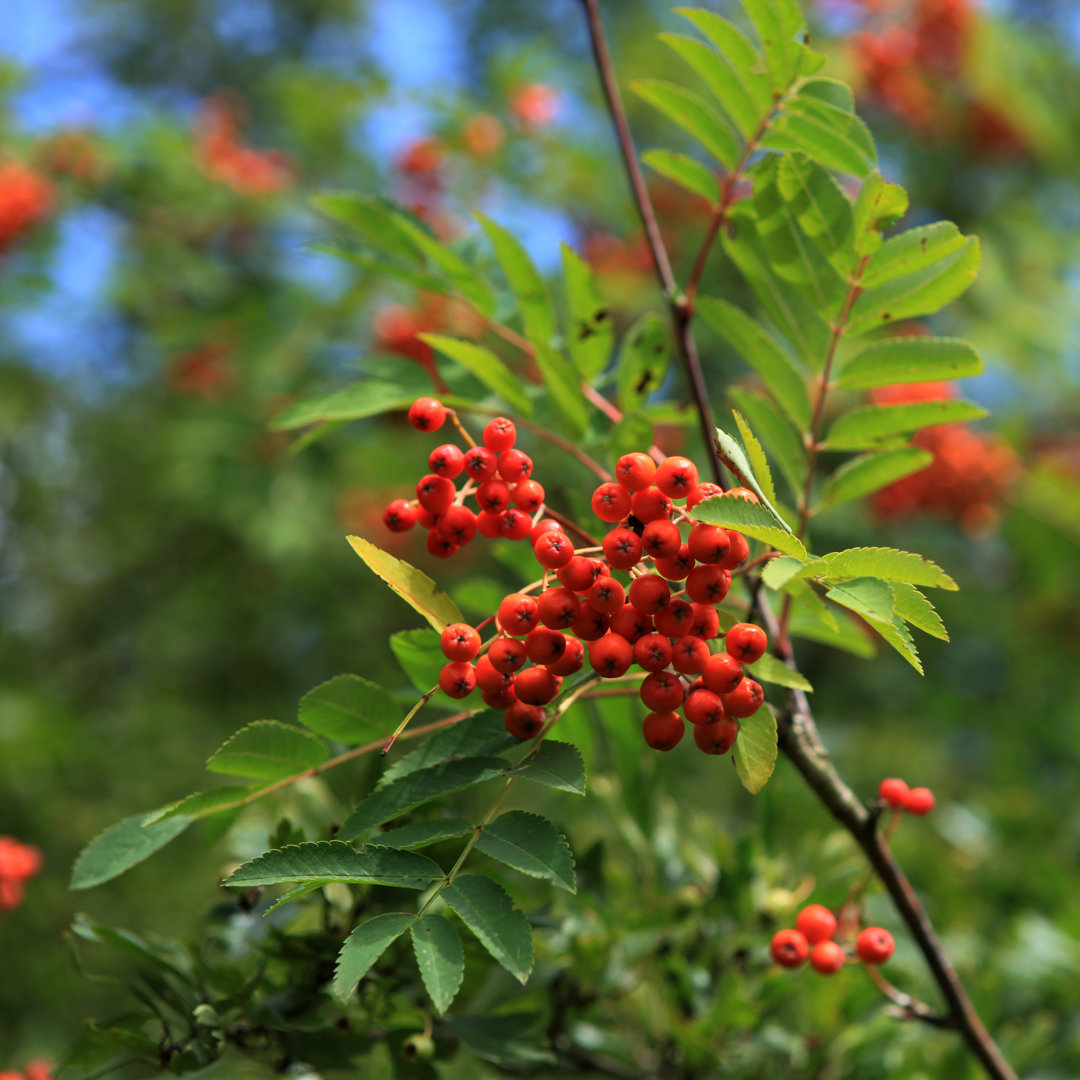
[630,78,739,168]
[299,674,400,744]
[817,447,933,510]
[333,913,416,1001]
[411,914,465,1014]
[71,813,191,890]
[615,313,670,413]
[224,841,443,888]
[476,811,576,893]
[442,875,535,983]
[376,818,473,850]
[732,706,778,794]
[835,336,983,391]
[419,334,532,415]
[146,787,257,824]
[207,720,327,781]
[444,1014,554,1066]
[511,740,586,795]
[379,712,517,787]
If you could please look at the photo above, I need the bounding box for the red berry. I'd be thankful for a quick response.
[536,586,581,629]
[809,940,846,975]
[687,523,730,564]
[726,622,768,664]
[437,505,477,546]
[483,416,516,452]
[702,653,744,695]
[529,517,563,546]
[655,455,699,499]
[383,499,418,533]
[671,635,711,675]
[688,604,721,640]
[463,446,498,482]
[771,929,809,969]
[408,397,446,432]
[557,555,601,593]
[589,633,634,678]
[878,777,910,809]
[615,451,656,492]
[489,637,527,674]
[628,573,670,615]
[642,519,682,559]
[571,605,611,641]
[513,479,545,512]
[483,686,517,709]
[686,481,723,509]
[630,486,672,523]
[685,564,730,605]
[721,678,764,718]
[653,544,695,581]
[724,486,759,503]
[603,527,643,570]
[905,787,936,815]
[505,701,545,739]
[417,509,440,529]
[684,687,725,726]
[426,530,458,558]
[497,448,533,482]
[717,530,750,571]
[428,443,465,478]
[588,575,625,615]
[633,632,672,672]
[654,599,693,638]
[856,927,895,965]
[439,661,476,699]
[476,655,513,694]
[514,666,559,705]
[609,603,651,643]
[526,626,567,665]
[692,715,738,753]
[497,593,540,636]
[440,622,481,661]
[546,635,584,676]
[498,508,533,540]
[796,905,837,945]
[416,474,456,514]
[591,482,632,523]
[642,710,685,751]
[477,510,503,538]
[476,479,512,514]
[640,670,685,712]
[533,530,574,569]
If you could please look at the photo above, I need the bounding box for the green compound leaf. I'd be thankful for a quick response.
[760,92,876,178]
[476,811,576,893]
[298,674,400,745]
[419,334,532,416]
[510,740,586,795]
[223,841,443,889]
[207,720,328,782]
[562,244,614,380]
[411,914,465,1014]
[375,818,474,850]
[891,582,949,641]
[745,653,813,692]
[144,786,258,824]
[819,547,958,590]
[761,553,813,591]
[822,400,988,450]
[728,387,805,501]
[816,447,933,511]
[733,706,778,794]
[860,221,968,289]
[333,913,416,1001]
[675,8,773,114]
[71,812,191,890]
[615,313,670,414]
[695,491,808,561]
[630,78,739,168]
[379,712,517,787]
[641,149,719,204]
[476,212,556,344]
[389,628,444,693]
[347,535,465,632]
[834,336,984,391]
[825,577,922,673]
[311,193,425,265]
[442,874,535,984]
[712,424,795,529]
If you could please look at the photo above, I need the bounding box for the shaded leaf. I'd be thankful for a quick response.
[607,412,655,466]
[333,913,416,1001]
[616,313,670,413]
[389,628,444,693]
[444,1014,554,1066]
[376,818,474,850]
[562,245,614,380]
[312,193,424,265]
[476,811,576,893]
[511,740,586,795]
[207,720,327,781]
[442,875,534,983]
[299,674,400,744]
[224,841,443,889]
[71,813,191,891]
[533,342,589,437]
[411,914,465,1014]
[379,712,517,787]
[476,212,556,343]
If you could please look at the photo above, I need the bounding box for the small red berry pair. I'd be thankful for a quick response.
[878,777,935,815]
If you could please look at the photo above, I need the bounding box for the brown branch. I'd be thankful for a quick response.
[580,5,1018,1079]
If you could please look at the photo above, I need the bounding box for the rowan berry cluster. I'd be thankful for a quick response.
[0,835,42,911]
[386,398,770,751]
[0,1060,53,1080]
[771,903,896,975]
[878,777,935,816]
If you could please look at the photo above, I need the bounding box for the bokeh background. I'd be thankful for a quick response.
[2,0,1079,1076]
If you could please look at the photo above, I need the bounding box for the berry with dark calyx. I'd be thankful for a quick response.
[686,481,723,509]
[498,508,533,540]
[547,635,584,676]
[558,555,600,593]
[463,446,498,482]
[702,652,744,695]
[514,666,559,705]
[878,777,910,809]
[640,670,685,712]
[685,564,730,605]
[642,710,685,751]
[416,474,456,514]
[588,575,625,614]
[505,701,545,739]
[489,637,527,674]
[417,509,439,529]
[856,927,895,965]
[688,603,720,640]
[534,529,574,569]
[529,517,563,546]
[905,787,936,815]
[687,523,730,564]
[383,499,418,533]
[483,416,516,452]
[572,605,611,641]
[771,929,810,969]
[655,455,699,499]
[497,593,540,636]
[603,527,644,570]
[721,678,764,718]
[513,478,545,512]
[717,530,750,571]
[498,448,533,482]
[630,486,673,523]
[723,486,760,503]
[693,715,738,753]
[476,478,511,514]
[477,511,503,538]
[609,602,651,643]
[671,635,710,675]
[439,661,476,699]
[592,482,632,523]
[629,573,670,615]
[726,622,768,664]
[537,586,581,629]
[654,599,694,638]
[642,519,682,559]
[633,632,672,672]
[440,622,481,661]
[809,940,846,975]
[437,505,477,546]
[684,687,725,726]
[426,530,458,558]
[475,654,513,694]
[796,904,837,945]
[654,544,695,581]
[589,633,634,678]
[483,686,517,709]
[428,443,465,478]
[408,396,446,432]
[526,626,567,665]
[615,451,656,492]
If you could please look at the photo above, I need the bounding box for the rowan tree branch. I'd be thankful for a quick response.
[580,4,1017,1079]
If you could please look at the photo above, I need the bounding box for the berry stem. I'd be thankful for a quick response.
[447,408,477,449]
[865,962,953,1029]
